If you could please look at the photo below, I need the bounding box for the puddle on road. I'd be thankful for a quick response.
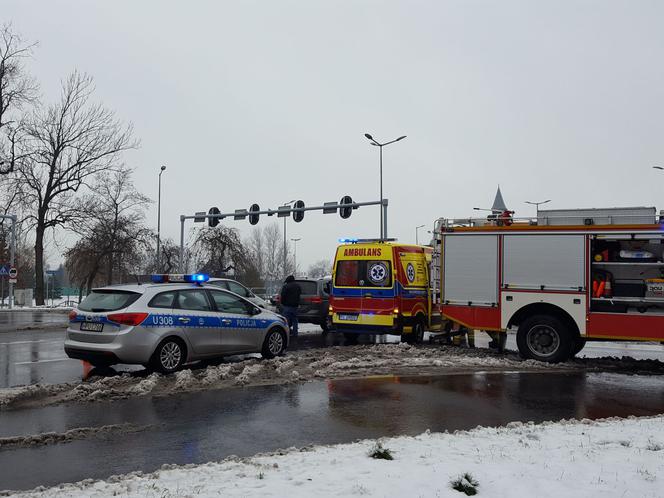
[1,370,663,492]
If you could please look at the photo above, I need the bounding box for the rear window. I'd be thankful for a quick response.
[295,280,318,296]
[78,290,141,312]
[335,260,392,288]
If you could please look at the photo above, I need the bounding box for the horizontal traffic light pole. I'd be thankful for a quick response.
[185,199,387,222]
[178,198,388,272]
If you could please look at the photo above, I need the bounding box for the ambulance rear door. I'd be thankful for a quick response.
[360,251,396,327]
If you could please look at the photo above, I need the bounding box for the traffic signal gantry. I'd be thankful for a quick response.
[178,196,388,271]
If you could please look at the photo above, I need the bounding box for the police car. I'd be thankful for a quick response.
[65,274,289,373]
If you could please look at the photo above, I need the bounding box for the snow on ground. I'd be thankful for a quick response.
[5,415,663,497]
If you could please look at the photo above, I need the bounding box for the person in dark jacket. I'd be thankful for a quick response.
[280,275,302,337]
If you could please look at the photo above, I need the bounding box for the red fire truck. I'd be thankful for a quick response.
[431,207,664,362]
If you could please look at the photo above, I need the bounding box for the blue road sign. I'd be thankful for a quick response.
[0,265,9,277]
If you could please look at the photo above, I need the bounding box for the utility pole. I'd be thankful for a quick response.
[282,199,295,277]
[364,133,406,239]
[156,165,166,272]
[291,238,301,275]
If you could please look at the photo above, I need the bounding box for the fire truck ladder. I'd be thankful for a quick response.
[430,218,443,307]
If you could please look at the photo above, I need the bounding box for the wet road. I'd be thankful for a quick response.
[3,323,664,388]
[0,310,68,332]
[1,371,663,491]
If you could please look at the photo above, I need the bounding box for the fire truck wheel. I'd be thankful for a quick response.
[517,314,573,363]
[572,337,586,357]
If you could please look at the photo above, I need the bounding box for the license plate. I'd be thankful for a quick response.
[338,313,358,321]
[80,322,104,332]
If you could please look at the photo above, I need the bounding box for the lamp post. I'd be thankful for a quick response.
[156,165,166,272]
[364,133,406,239]
[291,238,301,275]
[415,224,425,245]
[283,199,295,277]
[525,199,551,218]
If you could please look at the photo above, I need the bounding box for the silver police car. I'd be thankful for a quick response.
[65,274,289,373]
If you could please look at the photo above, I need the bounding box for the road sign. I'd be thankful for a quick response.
[0,265,9,277]
[8,278,16,284]
[8,267,17,279]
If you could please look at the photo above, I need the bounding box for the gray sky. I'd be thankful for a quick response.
[5,0,664,271]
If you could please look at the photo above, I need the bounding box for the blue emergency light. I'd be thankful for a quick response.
[151,273,210,284]
[338,238,359,243]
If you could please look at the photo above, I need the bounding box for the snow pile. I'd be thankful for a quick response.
[234,363,264,385]
[0,423,147,450]
[201,364,233,385]
[6,416,663,497]
[3,343,661,411]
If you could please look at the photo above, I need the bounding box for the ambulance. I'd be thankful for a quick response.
[329,239,439,342]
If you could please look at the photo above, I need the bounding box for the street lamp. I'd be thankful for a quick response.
[415,224,425,245]
[364,133,407,239]
[525,199,551,217]
[283,199,295,277]
[156,165,167,272]
[291,238,301,275]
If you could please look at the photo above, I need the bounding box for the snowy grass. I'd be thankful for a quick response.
[368,442,393,460]
[5,415,664,497]
[450,472,479,496]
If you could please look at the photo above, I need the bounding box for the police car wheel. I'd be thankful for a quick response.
[151,338,186,373]
[261,329,286,359]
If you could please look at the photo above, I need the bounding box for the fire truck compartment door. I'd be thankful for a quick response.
[503,235,585,291]
[443,234,499,305]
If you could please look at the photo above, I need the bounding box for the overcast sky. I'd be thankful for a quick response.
[4,0,664,272]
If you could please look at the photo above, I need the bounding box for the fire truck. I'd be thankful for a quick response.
[431,206,664,362]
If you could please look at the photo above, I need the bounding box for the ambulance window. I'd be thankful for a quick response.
[335,260,392,287]
[336,260,360,286]
[365,261,391,287]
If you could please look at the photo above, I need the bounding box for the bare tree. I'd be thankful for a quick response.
[65,166,150,293]
[191,226,253,277]
[0,23,38,175]
[245,223,294,285]
[14,71,138,304]
[308,259,331,278]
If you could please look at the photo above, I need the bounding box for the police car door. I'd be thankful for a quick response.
[208,289,261,352]
[175,289,222,354]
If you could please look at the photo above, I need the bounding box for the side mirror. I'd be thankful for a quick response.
[251,306,261,316]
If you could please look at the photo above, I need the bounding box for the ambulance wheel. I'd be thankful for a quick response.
[517,315,573,363]
[261,328,287,359]
[344,333,359,345]
[151,337,187,374]
[402,320,425,344]
[571,337,586,357]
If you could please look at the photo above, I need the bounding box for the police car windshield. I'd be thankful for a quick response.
[78,290,141,312]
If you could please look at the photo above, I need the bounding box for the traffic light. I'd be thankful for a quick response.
[249,204,260,225]
[293,200,305,222]
[339,196,353,219]
[208,206,221,227]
